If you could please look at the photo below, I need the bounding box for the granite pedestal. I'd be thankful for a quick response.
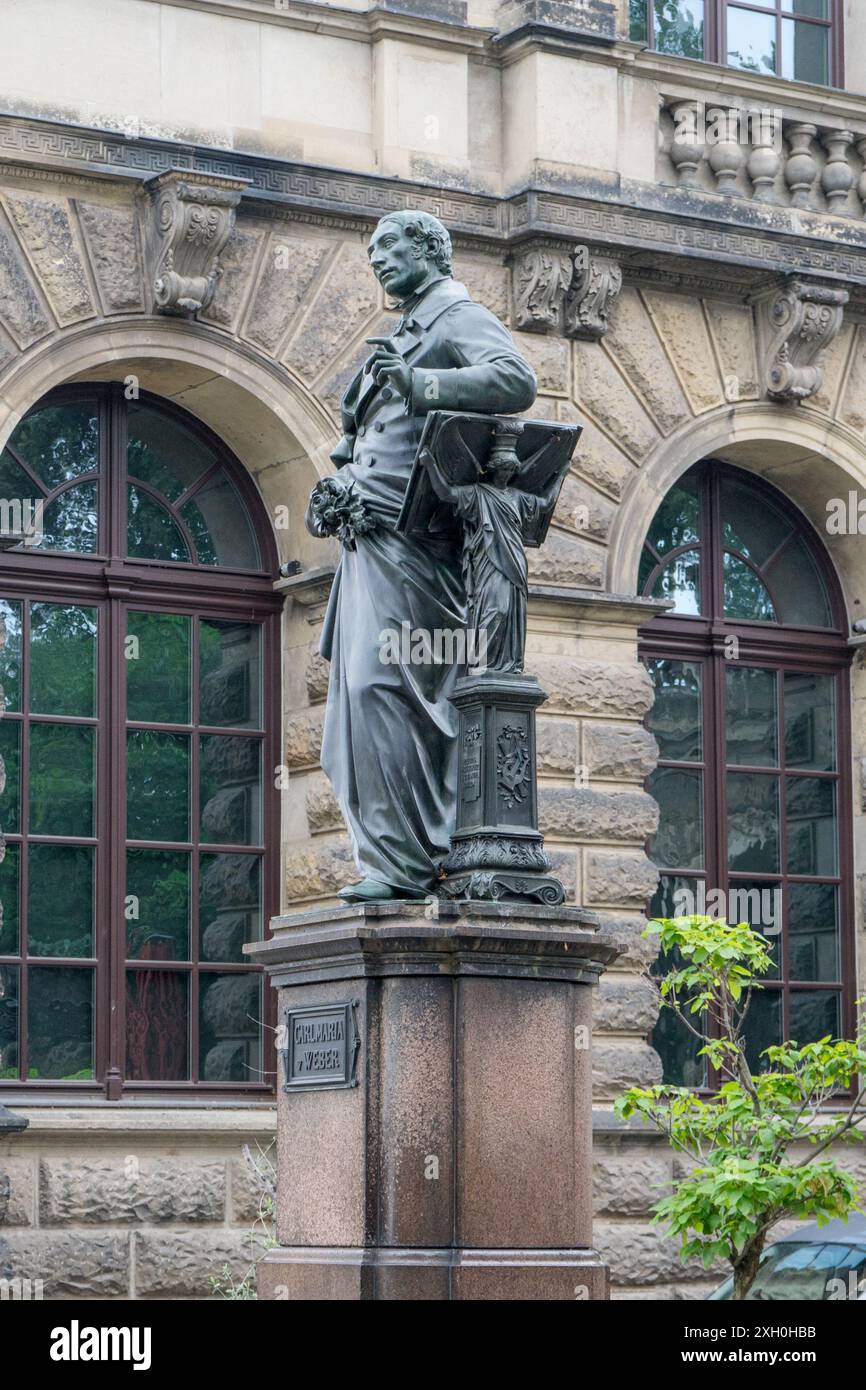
[246,899,616,1300]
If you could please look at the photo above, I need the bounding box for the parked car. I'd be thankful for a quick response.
[709,1214,866,1300]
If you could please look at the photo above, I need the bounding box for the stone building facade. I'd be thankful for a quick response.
[0,0,866,1299]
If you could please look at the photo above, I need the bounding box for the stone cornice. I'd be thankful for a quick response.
[5,113,866,290]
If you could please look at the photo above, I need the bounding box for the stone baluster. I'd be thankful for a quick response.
[784,123,819,209]
[667,100,705,188]
[821,128,855,214]
[707,109,746,194]
[747,109,782,203]
[854,136,866,218]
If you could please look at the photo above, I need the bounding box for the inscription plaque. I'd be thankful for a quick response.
[282,1000,360,1092]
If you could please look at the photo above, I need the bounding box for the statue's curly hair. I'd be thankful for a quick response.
[375,210,453,275]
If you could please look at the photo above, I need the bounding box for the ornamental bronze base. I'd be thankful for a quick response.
[439,868,565,906]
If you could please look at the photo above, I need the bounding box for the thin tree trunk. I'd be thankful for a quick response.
[732,1235,766,1300]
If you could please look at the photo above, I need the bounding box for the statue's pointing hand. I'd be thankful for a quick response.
[366,336,413,400]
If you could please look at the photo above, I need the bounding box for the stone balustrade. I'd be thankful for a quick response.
[660,99,866,219]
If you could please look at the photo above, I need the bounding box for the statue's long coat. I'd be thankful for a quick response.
[320,275,536,893]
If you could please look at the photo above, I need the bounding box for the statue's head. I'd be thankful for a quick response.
[367,210,453,300]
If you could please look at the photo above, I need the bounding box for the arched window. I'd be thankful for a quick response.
[638,461,854,1088]
[0,384,280,1099]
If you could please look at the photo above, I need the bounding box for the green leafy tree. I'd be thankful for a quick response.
[616,915,866,1299]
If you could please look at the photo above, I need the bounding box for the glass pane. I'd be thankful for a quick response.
[126,730,190,842]
[28,845,94,958]
[721,479,792,564]
[200,736,263,846]
[728,879,782,978]
[767,538,832,628]
[726,666,777,767]
[30,604,97,717]
[785,672,836,771]
[648,767,703,869]
[654,0,705,58]
[0,964,18,1078]
[0,448,41,521]
[126,850,190,961]
[727,6,777,74]
[200,621,262,730]
[786,777,837,876]
[646,658,702,762]
[782,17,829,84]
[644,473,701,556]
[199,972,263,1081]
[727,773,779,872]
[200,852,262,962]
[649,874,708,1086]
[127,404,217,501]
[126,969,189,1080]
[126,611,191,725]
[180,472,260,570]
[649,872,702,920]
[743,988,782,1073]
[28,966,94,1079]
[10,402,98,489]
[35,483,99,554]
[128,486,191,563]
[0,599,22,712]
[782,0,828,15]
[630,0,648,42]
[789,883,839,982]
[651,549,701,616]
[0,845,20,956]
[724,553,777,621]
[29,724,95,836]
[0,720,21,833]
[789,990,840,1045]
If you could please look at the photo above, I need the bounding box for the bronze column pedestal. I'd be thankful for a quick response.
[247,899,616,1300]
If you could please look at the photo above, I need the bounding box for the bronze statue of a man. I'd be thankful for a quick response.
[307,209,536,903]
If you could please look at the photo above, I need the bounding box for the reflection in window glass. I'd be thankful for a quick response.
[646,659,703,762]
[126,970,189,1081]
[789,883,839,982]
[726,667,777,767]
[767,537,832,628]
[0,721,21,833]
[649,767,704,870]
[0,965,18,1078]
[727,6,777,74]
[199,973,262,1081]
[28,845,94,958]
[128,486,191,563]
[727,773,780,872]
[629,0,648,42]
[785,672,836,771]
[743,988,782,1073]
[0,847,20,956]
[180,472,261,570]
[789,990,840,1045]
[9,403,98,490]
[30,604,97,718]
[722,478,791,563]
[126,612,191,726]
[200,854,262,964]
[724,553,776,622]
[200,622,262,730]
[782,17,829,84]
[126,850,190,961]
[36,483,99,554]
[28,967,94,1079]
[29,724,95,837]
[654,0,705,58]
[786,777,837,876]
[652,549,702,615]
[126,730,190,842]
[0,599,22,712]
[200,737,262,846]
[127,406,216,501]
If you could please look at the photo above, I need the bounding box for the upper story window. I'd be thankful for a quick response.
[630,1,841,88]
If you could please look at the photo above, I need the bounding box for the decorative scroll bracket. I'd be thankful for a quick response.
[756,276,849,404]
[511,241,622,339]
[144,170,249,317]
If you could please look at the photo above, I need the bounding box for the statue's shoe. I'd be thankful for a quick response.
[338,879,428,903]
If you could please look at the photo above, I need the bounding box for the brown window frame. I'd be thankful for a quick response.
[638,460,856,1093]
[0,382,282,1101]
[633,0,844,89]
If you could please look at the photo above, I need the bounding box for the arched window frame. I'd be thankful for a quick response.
[638,460,856,1092]
[0,382,282,1101]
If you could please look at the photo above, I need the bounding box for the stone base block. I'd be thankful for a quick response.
[258,1246,608,1301]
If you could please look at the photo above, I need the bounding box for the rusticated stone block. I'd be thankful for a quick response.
[230,1150,276,1226]
[554,473,614,542]
[305,649,330,702]
[560,407,636,500]
[4,191,94,324]
[201,224,265,331]
[285,706,325,770]
[243,232,330,356]
[642,291,724,415]
[595,1221,726,1285]
[547,847,577,900]
[76,201,143,312]
[498,0,617,39]
[283,242,378,382]
[593,1150,673,1217]
[305,773,343,834]
[592,1040,663,1094]
[39,1158,225,1226]
[585,848,659,906]
[135,1230,268,1299]
[319,312,395,417]
[534,657,654,720]
[572,340,660,463]
[285,837,355,901]
[527,528,604,588]
[536,716,578,776]
[539,787,658,842]
[594,975,660,1033]
[514,331,570,394]
[704,300,760,402]
[595,914,659,971]
[584,723,658,780]
[0,1159,34,1226]
[604,288,690,435]
[454,258,509,322]
[0,218,51,346]
[0,1231,129,1298]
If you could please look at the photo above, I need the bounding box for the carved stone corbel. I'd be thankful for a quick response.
[511,241,622,339]
[144,170,248,316]
[563,245,623,340]
[756,277,848,404]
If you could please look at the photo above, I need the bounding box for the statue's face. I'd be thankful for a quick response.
[367,221,431,299]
